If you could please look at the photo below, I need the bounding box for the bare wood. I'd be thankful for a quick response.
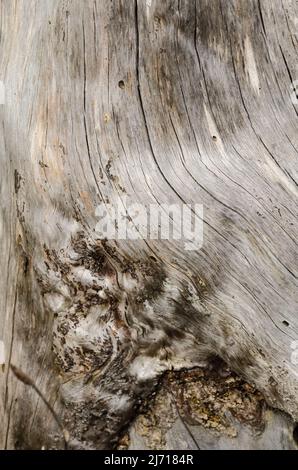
[0,0,298,449]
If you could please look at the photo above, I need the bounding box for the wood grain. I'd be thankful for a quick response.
[0,0,297,449]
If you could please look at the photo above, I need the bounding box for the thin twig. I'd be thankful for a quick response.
[10,364,69,450]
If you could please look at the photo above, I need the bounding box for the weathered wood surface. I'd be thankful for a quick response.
[0,0,298,449]
[126,367,298,450]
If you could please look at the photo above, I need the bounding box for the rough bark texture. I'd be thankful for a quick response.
[0,0,298,450]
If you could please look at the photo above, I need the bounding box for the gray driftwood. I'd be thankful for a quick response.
[0,0,298,450]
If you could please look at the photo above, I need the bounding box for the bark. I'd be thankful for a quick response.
[0,0,298,450]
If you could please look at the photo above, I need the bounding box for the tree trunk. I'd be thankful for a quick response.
[1,0,298,450]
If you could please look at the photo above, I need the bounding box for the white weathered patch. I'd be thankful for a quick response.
[71,267,97,286]
[106,393,131,411]
[129,355,165,380]
[244,36,260,94]
[44,292,67,313]
[146,0,152,18]
[129,346,205,382]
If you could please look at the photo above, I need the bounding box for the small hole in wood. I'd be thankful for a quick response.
[118,80,125,89]
[293,423,298,446]
[212,135,217,141]
[282,320,289,327]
